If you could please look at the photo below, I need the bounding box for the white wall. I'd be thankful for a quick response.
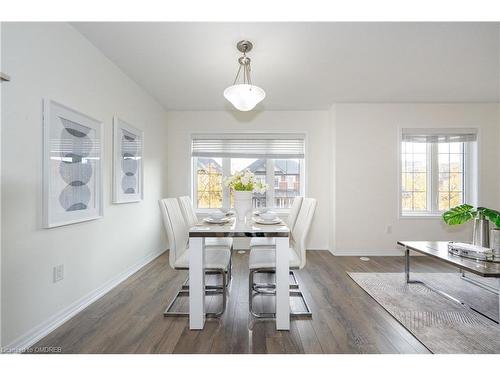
[165,110,331,250]
[332,103,500,255]
[328,105,336,252]
[0,21,4,347]
[1,23,168,346]
[166,105,500,255]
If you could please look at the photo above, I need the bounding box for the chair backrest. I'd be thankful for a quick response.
[179,196,198,228]
[291,198,317,269]
[159,198,189,269]
[286,197,303,229]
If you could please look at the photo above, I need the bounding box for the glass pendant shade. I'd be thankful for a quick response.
[224,41,265,111]
[223,84,266,111]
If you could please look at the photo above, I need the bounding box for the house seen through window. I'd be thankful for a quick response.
[192,134,305,210]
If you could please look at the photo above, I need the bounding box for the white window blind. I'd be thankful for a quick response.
[402,129,477,143]
[191,133,305,159]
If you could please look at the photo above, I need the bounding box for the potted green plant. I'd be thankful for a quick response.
[443,204,500,252]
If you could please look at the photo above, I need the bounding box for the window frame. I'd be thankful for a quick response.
[192,156,306,213]
[398,129,478,219]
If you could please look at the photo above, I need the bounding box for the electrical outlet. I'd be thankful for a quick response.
[386,225,392,234]
[53,264,64,283]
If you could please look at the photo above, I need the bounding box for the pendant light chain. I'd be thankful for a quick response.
[246,63,252,86]
[244,56,248,85]
[232,64,242,85]
[232,50,253,86]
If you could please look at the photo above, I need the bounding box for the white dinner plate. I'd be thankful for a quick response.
[254,209,274,216]
[253,217,282,225]
[203,217,231,224]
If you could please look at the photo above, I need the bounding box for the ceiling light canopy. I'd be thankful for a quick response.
[224,40,265,111]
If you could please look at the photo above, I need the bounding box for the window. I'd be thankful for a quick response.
[401,142,429,212]
[437,142,465,211]
[192,134,305,210]
[195,157,223,208]
[274,159,301,208]
[400,129,477,217]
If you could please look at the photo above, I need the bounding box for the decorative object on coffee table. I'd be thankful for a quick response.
[491,228,500,257]
[447,242,498,262]
[443,204,500,248]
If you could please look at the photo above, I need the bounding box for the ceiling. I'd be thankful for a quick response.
[72,22,500,110]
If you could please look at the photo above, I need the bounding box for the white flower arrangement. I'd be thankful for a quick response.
[223,169,268,194]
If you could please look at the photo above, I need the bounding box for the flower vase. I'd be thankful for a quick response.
[233,190,252,221]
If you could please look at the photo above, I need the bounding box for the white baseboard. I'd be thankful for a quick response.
[4,248,167,352]
[330,249,405,256]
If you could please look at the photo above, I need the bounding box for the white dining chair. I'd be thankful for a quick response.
[159,198,231,317]
[248,197,317,318]
[178,196,233,283]
[249,196,303,248]
[178,196,233,250]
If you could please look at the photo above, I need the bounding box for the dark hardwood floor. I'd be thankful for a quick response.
[33,250,456,354]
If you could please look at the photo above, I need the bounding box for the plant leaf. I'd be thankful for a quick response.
[442,204,475,225]
[478,207,500,228]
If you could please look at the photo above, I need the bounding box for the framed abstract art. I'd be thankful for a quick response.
[113,117,144,203]
[43,100,103,228]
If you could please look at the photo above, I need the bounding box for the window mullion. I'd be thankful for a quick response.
[430,143,438,213]
[222,158,230,208]
[300,159,305,197]
[266,159,274,208]
[462,142,467,205]
[192,157,198,208]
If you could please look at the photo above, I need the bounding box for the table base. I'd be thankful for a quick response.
[405,246,499,324]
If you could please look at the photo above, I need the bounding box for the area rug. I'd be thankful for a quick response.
[348,272,500,354]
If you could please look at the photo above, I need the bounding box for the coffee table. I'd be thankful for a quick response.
[398,241,500,323]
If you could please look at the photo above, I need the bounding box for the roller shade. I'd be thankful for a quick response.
[402,129,477,143]
[191,133,305,159]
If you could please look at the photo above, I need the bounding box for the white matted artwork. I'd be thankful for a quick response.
[43,100,103,228]
[113,117,144,203]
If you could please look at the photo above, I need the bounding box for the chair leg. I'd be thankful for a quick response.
[249,270,268,318]
[226,256,232,288]
[248,269,312,318]
[164,289,190,316]
[180,272,225,291]
[164,269,228,317]
[249,269,280,319]
[252,270,299,293]
[206,270,227,318]
[248,270,254,316]
[289,290,312,318]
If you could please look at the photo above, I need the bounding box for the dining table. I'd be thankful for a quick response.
[188,215,291,330]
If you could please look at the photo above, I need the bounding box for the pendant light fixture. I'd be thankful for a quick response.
[224,40,265,111]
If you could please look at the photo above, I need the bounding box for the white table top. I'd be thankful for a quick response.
[189,217,290,238]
